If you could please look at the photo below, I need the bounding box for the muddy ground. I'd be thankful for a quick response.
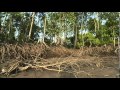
[0,44,119,78]
[1,56,118,78]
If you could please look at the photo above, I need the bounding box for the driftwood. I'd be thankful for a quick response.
[0,56,112,77]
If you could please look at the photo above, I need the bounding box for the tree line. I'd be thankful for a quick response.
[0,12,119,48]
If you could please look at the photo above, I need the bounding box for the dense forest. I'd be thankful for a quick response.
[0,12,120,48]
[0,12,120,78]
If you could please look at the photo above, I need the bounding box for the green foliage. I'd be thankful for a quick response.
[0,12,119,48]
[76,42,81,49]
[83,33,101,46]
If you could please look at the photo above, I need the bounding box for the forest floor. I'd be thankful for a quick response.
[0,44,119,78]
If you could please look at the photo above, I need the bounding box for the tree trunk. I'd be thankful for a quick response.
[119,12,120,75]
[113,37,115,47]
[28,12,35,40]
[74,24,77,48]
[8,16,12,42]
[63,13,66,41]
[54,34,57,44]
[0,13,1,31]
[43,15,46,43]
[94,12,99,37]
[119,12,120,47]
[94,19,97,33]
[113,30,115,48]
[96,12,99,31]
[81,12,84,46]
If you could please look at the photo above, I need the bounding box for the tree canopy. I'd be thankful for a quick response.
[0,12,119,48]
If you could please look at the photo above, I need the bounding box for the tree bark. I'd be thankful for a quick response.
[94,19,97,33]
[96,12,99,31]
[81,12,84,46]
[43,14,46,43]
[113,29,115,47]
[74,24,77,48]
[28,12,35,40]
[118,12,120,76]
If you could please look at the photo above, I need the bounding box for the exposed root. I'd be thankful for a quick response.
[1,55,117,77]
[0,44,118,78]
